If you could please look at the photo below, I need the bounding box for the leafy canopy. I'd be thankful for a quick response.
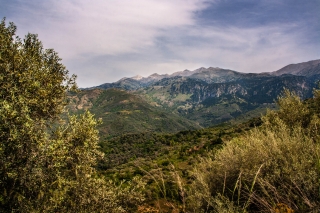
[0,19,144,212]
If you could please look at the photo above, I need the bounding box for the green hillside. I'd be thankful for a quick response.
[67,88,201,137]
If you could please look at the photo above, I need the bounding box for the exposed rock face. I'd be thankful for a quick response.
[139,73,320,126]
[68,89,102,110]
[76,95,92,110]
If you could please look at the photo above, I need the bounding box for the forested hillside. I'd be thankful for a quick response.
[67,88,201,137]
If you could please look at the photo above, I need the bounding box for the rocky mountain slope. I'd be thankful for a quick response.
[140,74,320,126]
[80,59,320,130]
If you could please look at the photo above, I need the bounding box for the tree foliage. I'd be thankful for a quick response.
[0,19,144,212]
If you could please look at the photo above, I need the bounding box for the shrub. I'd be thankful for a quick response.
[187,89,320,212]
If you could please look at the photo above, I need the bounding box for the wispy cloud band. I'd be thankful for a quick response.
[1,0,319,87]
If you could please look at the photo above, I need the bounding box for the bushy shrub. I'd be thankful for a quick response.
[187,89,320,212]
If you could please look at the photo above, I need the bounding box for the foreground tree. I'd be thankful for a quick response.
[0,19,144,212]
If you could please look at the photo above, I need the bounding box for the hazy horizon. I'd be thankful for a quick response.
[2,0,319,87]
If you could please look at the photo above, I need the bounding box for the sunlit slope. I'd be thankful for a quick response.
[68,88,201,137]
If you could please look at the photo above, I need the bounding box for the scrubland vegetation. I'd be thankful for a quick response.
[2,19,320,212]
[187,89,320,212]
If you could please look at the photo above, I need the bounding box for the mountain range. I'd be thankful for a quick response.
[94,59,320,90]
[70,59,320,136]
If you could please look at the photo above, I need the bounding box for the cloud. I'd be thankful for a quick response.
[156,23,320,72]
[71,21,319,87]
[2,0,319,87]
[9,0,209,58]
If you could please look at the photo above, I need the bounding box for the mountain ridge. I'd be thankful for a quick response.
[77,59,320,133]
[272,59,320,76]
[93,59,320,91]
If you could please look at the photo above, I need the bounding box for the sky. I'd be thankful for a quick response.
[1,0,320,87]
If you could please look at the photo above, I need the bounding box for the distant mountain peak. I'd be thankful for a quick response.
[272,59,320,76]
[169,69,193,77]
[117,77,129,82]
[208,67,224,70]
[93,59,320,91]
[131,75,143,80]
[194,67,207,73]
[150,73,161,77]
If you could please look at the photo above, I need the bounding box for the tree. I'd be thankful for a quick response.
[0,19,144,212]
